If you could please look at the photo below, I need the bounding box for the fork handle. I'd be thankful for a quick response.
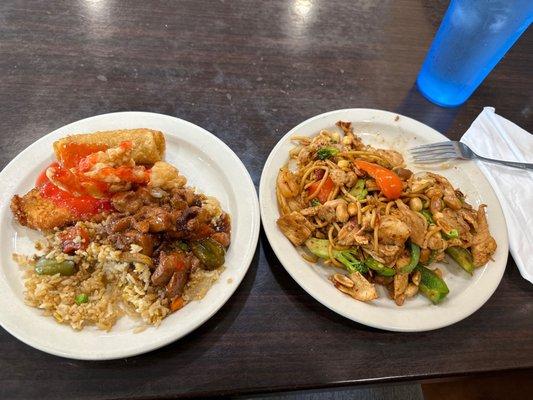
[476,155,533,170]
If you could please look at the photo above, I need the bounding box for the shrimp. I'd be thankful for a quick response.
[277,168,299,198]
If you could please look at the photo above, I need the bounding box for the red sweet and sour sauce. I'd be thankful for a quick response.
[36,164,113,218]
[35,141,151,218]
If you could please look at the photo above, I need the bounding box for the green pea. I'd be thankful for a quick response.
[75,294,88,305]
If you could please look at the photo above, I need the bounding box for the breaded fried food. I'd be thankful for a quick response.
[53,128,165,165]
[10,189,107,231]
[12,129,166,231]
[11,189,77,231]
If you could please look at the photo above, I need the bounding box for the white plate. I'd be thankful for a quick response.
[259,109,508,332]
[0,112,260,359]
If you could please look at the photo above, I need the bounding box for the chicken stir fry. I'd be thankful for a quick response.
[276,121,497,306]
[104,186,231,304]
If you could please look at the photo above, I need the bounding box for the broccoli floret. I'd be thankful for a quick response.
[316,147,340,160]
[348,179,367,201]
[335,251,368,274]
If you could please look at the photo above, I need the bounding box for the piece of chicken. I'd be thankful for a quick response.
[276,211,314,246]
[337,220,369,246]
[345,271,379,301]
[393,200,427,246]
[471,205,497,267]
[428,173,462,210]
[393,273,409,305]
[378,215,410,246]
[458,208,478,230]
[373,149,405,168]
[433,208,472,244]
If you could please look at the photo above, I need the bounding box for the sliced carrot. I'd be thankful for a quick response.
[307,177,335,203]
[354,160,403,200]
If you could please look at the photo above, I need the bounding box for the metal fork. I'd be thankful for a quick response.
[409,141,533,170]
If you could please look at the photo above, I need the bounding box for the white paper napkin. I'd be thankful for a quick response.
[461,107,533,283]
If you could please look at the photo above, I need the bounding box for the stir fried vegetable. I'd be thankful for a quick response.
[276,120,497,307]
[176,241,190,252]
[307,177,335,203]
[191,238,226,270]
[75,293,88,305]
[354,160,402,200]
[364,257,396,277]
[305,238,367,274]
[446,246,475,274]
[442,229,459,239]
[335,252,368,274]
[399,242,420,274]
[35,257,75,276]
[416,265,449,304]
[316,147,339,160]
[420,209,434,224]
[348,179,367,201]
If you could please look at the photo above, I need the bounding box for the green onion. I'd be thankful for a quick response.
[443,229,459,239]
[421,209,434,224]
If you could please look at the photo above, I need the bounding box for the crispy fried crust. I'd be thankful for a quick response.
[10,189,77,231]
[52,128,165,165]
[11,189,109,231]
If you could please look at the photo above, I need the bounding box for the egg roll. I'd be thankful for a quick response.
[53,128,165,165]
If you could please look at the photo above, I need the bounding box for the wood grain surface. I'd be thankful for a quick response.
[0,1,531,399]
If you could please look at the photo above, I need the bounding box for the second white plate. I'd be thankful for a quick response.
[259,108,508,332]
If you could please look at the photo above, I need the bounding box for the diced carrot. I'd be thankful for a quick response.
[170,297,185,312]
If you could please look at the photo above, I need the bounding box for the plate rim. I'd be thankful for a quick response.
[259,108,509,332]
[0,111,260,359]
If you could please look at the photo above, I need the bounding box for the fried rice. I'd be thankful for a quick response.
[15,221,223,331]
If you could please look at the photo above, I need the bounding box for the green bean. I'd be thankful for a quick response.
[35,257,75,276]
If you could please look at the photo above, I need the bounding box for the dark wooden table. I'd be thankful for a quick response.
[1,1,532,399]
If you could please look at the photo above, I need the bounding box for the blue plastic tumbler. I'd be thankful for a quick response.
[417,0,533,107]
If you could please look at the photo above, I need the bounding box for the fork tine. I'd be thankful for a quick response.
[409,142,454,153]
[411,141,453,150]
[410,149,458,157]
[410,152,458,163]
[409,148,457,157]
